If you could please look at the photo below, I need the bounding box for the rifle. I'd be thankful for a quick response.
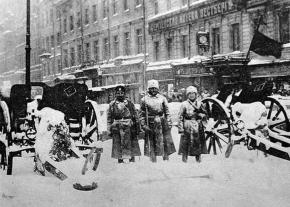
[144,91,156,162]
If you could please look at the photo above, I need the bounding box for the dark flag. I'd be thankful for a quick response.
[249,31,283,58]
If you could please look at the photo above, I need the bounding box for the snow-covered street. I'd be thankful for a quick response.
[1,124,290,207]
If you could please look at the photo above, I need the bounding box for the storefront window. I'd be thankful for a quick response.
[279,11,290,44]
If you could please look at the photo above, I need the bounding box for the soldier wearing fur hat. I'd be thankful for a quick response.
[107,85,141,163]
[178,86,208,163]
[140,80,176,162]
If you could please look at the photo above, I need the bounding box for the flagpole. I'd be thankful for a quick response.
[243,15,263,82]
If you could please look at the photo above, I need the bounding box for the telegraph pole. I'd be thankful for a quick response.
[25,0,31,86]
[142,0,147,91]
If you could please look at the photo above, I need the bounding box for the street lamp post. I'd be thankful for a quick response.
[26,0,31,87]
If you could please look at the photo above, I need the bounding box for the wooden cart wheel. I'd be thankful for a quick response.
[202,98,232,155]
[264,96,290,132]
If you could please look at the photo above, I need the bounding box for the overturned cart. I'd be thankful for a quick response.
[202,93,290,161]
[1,82,103,188]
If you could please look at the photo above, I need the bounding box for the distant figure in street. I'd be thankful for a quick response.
[201,88,211,99]
[107,85,141,163]
[178,86,208,163]
[140,79,176,162]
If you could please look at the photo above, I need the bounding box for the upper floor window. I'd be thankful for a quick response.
[50,9,53,23]
[77,12,81,28]
[124,32,131,55]
[93,40,99,61]
[46,11,49,25]
[113,35,119,57]
[56,10,61,20]
[85,42,91,61]
[212,27,220,55]
[181,35,188,58]
[136,29,143,54]
[124,0,129,10]
[154,41,160,61]
[167,0,172,10]
[92,5,97,22]
[279,11,290,44]
[182,0,187,6]
[50,35,55,48]
[154,1,159,14]
[85,8,89,25]
[63,18,67,33]
[70,15,74,31]
[136,0,141,7]
[230,23,240,51]
[46,36,50,50]
[70,47,75,66]
[104,37,109,59]
[103,0,108,18]
[63,49,68,68]
[113,0,117,15]
[167,38,173,59]
[57,32,61,45]
[77,45,82,64]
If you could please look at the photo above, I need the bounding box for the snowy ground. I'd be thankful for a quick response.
[1,104,290,207]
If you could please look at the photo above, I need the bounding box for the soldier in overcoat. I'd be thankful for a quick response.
[178,86,208,163]
[140,80,176,162]
[107,85,141,163]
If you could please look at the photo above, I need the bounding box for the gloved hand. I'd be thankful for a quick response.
[178,129,184,135]
[142,125,151,133]
[107,129,112,137]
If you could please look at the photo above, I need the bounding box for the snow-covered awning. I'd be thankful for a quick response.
[55,74,76,80]
[171,56,208,66]
[248,57,290,66]
[89,83,139,92]
[39,53,52,59]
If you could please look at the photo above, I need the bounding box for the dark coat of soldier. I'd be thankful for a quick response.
[178,86,207,163]
[140,80,176,162]
[107,86,141,163]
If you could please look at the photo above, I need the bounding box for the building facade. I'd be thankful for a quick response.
[0,0,289,101]
[146,0,290,94]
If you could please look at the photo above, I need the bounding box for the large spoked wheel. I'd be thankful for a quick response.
[202,98,232,155]
[265,97,290,133]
